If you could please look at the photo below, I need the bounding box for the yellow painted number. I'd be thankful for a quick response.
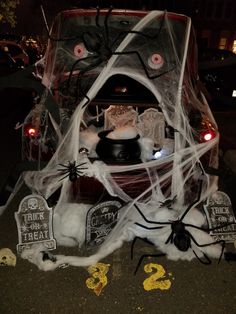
[143,263,172,291]
[86,262,110,296]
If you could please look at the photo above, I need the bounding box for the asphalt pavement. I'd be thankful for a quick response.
[0,184,236,314]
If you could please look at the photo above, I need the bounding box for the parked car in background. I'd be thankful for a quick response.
[198,48,236,64]
[198,48,236,111]
[0,54,36,206]
[0,48,18,76]
[0,40,29,67]
[198,48,236,152]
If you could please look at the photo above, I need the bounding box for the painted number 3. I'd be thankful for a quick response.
[86,262,110,296]
[143,263,172,291]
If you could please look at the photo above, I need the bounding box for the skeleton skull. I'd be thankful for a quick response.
[28,198,38,210]
[0,248,16,267]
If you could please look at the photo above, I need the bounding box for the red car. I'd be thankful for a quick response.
[18,9,225,265]
[0,40,29,67]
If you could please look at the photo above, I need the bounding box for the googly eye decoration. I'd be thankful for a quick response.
[148,53,164,69]
[73,43,88,59]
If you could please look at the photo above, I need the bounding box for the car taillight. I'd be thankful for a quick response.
[24,124,38,137]
[201,130,216,142]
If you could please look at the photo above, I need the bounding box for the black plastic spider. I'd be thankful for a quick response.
[63,7,175,107]
[132,179,235,270]
[159,195,177,209]
[58,160,88,182]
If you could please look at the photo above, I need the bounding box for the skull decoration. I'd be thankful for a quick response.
[0,248,16,267]
[28,198,39,210]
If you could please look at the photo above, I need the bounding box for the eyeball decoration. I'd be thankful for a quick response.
[73,43,88,59]
[148,53,164,69]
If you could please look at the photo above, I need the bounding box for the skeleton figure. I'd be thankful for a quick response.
[0,248,17,267]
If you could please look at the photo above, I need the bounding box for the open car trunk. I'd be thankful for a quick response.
[17,9,224,269]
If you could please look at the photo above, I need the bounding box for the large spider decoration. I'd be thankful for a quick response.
[131,179,235,273]
[56,7,175,107]
[58,160,88,182]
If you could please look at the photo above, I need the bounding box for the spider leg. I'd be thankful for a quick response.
[104,6,113,46]
[134,222,163,230]
[189,232,226,264]
[58,163,70,169]
[66,55,102,108]
[59,172,70,181]
[165,231,174,244]
[184,221,235,233]
[95,6,100,27]
[57,168,69,173]
[131,236,165,275]
[75,162,88,168]
[76,168,88,171]
[66,55,97,94]
[134,253,166,275]
[73,57,104,108]
[76,168,88,172]
[189,232,225,248]
[192,249,212,265]
[75,168,88,175]
[76,170,87,176]
[131,236,154,260]
[159,195,177,209]
[113,50,175,80]
[179,177,203,221]
[134,204,170,226]
[76,167,88,173]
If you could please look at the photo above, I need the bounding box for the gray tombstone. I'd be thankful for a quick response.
[86,200,122,248]
[15,194,56,254]
[137,108,165,148]
[204,191,236,242]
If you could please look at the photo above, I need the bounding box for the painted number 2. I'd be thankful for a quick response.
[143,263,172,291]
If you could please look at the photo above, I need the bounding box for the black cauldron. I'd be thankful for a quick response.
[96,130,141,163]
